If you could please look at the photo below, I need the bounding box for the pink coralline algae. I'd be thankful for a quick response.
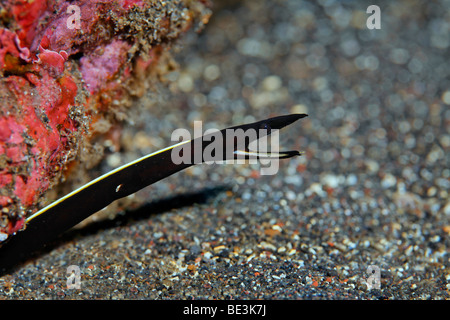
[80,40,131,94]
[0,0,211,238]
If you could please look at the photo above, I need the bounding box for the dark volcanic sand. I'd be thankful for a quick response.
[1,0,449,300]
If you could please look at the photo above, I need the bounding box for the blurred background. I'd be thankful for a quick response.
[3,0,449,299]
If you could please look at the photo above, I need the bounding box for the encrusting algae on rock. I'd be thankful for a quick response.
[0,0,212,239]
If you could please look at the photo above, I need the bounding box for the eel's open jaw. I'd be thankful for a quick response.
[233,149,304,159]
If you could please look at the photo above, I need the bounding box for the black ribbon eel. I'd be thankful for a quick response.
[0,113,307,274]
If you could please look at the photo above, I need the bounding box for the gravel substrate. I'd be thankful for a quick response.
[1,0,449,300]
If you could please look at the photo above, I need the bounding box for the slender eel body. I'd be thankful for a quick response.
[0,114,307,274]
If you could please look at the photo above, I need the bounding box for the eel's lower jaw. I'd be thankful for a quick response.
[233,150,304,159]
[275,150,304,159]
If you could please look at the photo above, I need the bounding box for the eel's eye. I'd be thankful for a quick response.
[260,122,271,134]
